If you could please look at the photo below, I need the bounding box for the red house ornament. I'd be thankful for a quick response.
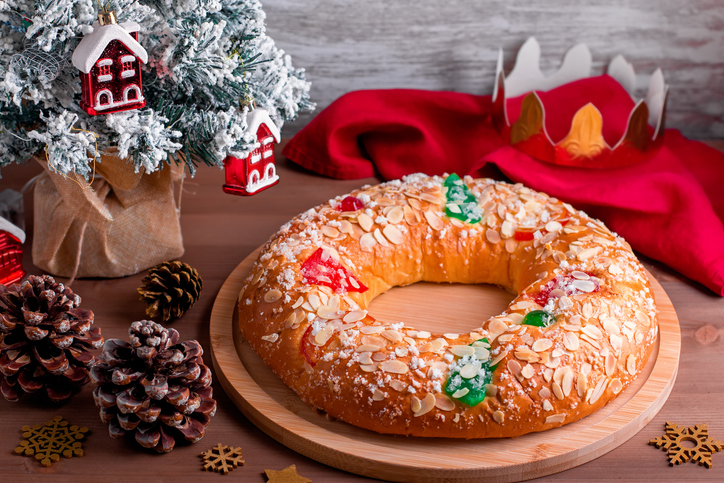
[71,8,148,116]
[0,217,25,286]
[223,108,281,196]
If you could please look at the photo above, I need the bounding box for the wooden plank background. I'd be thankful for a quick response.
[264,0,724,140]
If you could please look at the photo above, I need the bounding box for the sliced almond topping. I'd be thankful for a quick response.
[545,414,565,424]
[376,196,395,206]
[507,359,522,377]
[390,380,407,391]
[539,387,551,399]
[552,381,564,400]
[492,410,505,424]
[488,318,508,334]
[374,228,389,247]
[410,396,422,414]
[355,344,381,353]
[430,338,447,353]
[562,371,573,396]
[358,352,373,365]
[424,210,445,230]
[285,312,297,328]
[571,270,590,280]
[360,325,385,335]
[322,225,340,238]
[420,192,443,205]
[414,393,436,417]
[359,232,377,251]
[372,389,385,401]
[627,354,636,375]
[501,220,515,238]
[485,384,498,396]
[635,309,651,327]
[317,305,339,319]
[308,293,321,310]
[589,377,608,404]
[361,335,386,348]
[451,387,469,398]
[545,221,563,232]
[577,373,587,397]
[381,329,403,343]
[372,352,387,362]
[449,345,475,357]
[343,310,367,323]
[545,356,561,369]
[571,279,596,293]
[434,394,456,411]
[383,224,404,245]
[609,378,623,394]
[542,400,554,411]
[386,206,404,224]
[357,212,374,232]
[404,205,420,225]
[292,296,304,309]
[339,219,354,234]
[521,364,535,379]
[605,353,616,376]
[582,302,593,319]
[261,333,279,343]
[582,324,603,340]
[359,364,377,372]
[460,362,481,379]
[314,325,335,345]
[380,360,409,374]
[490,350,509,367]
[544,368,554,382]
[407,197,422,210]
[263,289,282,303]
[562,332,579,351]
[532,338,553,352]
[446,203,462,214]
[485,228,501,244]
[602,316,620,335]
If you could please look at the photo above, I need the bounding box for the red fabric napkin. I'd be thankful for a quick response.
[283,76,724,296]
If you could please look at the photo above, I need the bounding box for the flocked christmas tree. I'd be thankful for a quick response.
[0,0,313,178]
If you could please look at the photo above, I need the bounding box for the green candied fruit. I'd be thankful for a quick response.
[443,173,482,224]
[444,339,493,406]
[522,310,556,327]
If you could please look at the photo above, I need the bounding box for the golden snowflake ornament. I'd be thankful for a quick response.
[650,422,724,468]
[200,444,245,475]
[14,416,88,467]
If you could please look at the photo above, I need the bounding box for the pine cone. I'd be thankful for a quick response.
[138,261,202,323]
[0,275,103,402]
[90,320,216,453]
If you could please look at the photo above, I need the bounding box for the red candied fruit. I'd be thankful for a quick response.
[339,196,365,212]
[301,248,368,294]
[534,273,599,307]
[300,325,320,366]
[514,218,570,242]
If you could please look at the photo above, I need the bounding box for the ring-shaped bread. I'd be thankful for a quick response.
[238,174,658,438]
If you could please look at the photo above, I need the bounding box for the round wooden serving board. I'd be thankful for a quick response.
[210,249,680,482]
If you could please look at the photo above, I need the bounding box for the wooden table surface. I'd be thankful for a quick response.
[1,141,723,482]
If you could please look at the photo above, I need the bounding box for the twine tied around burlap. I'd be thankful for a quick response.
[32,153,185,283]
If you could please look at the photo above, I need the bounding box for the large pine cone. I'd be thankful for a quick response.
[0,275,103,402]
[138,261,203,323]
[90,320,216,453]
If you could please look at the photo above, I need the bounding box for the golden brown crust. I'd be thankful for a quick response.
[237,174,658,438]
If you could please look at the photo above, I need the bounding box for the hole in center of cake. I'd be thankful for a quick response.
[366,282,515,334]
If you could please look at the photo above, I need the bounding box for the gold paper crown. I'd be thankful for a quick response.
[492,37,668,168]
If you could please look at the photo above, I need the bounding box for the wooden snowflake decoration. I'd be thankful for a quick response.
[650,422,724,468]
[264,464,312,483]
[200,444,245,475]
[14,416,88,467]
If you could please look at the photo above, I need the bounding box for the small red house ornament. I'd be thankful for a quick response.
[223,108,281,196]
[71,9,148,116]
[0,218,25,286]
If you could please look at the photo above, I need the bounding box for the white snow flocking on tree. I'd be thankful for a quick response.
[0,0,313,178]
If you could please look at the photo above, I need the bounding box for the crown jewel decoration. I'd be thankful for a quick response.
[492,37,668,168]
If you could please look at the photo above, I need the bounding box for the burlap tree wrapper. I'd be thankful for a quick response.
[32,154,184,279]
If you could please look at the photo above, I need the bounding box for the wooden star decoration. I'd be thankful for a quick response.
[265,464,312,483]
[200,444,245,475]
[14,416,88,467]
[650,421,724,468]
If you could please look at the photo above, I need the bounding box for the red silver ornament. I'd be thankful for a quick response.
[71,8,148,116]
